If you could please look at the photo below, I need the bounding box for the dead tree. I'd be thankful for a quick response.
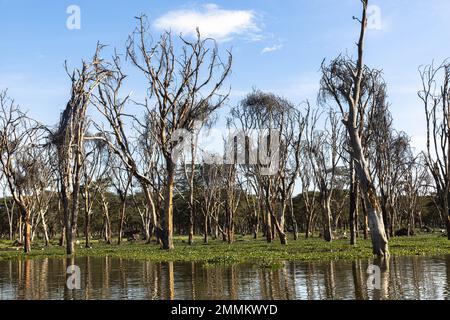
[223,161,240,244]
[319,0,389,256]
[277,104,307,241]
[1,173,16,241]
[80,138,110,248]
[125,16,232,249]
[93,55,161,245]
[180,122,202,245]
[237,171,260,239]
[229,91,305,245]
[110,156,132,245]
[299,148,318,239]
[419,60,450,238]
[27,146,55,246]
[51,47,108,255]
[307,110,343,242]
[397,154,429,235]
[200,162,222,243]
[0,90,44,253]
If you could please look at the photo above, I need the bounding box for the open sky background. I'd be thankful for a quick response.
[2,0,450,155]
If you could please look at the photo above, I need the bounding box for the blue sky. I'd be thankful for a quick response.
[2,0,450,153]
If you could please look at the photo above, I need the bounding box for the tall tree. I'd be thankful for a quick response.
[230,91,305,244]
[419,61,450,239]
[125,17,232,249]
[320,0,389,256]
[0,90,45,253]
[51,47,108,255]
[306,110,343,242]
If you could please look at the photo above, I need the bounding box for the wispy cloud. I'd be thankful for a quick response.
[261,44,283,54]
[153,3,262,42]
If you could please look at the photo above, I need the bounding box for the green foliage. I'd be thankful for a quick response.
[1,234,450,268]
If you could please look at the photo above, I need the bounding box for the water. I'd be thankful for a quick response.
[0,255,449,300]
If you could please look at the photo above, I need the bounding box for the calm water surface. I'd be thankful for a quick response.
[1,255,450,300]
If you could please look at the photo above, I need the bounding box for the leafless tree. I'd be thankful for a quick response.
[397,154,430,235]
[299,148,319,239]
[229,91,306,244]
[180,122,202,245]
[0,90,46,252]
[80,138,110,247]
[93,54,161,245]
[110,155,132,245]
[125,16,232,249]
[199,162,222,243]
[306,110,344,242]
[419,60,450,238]
[51,46,108,255]
[27,146,55,246]
[237,171,260,239]
[1,172,16,241]
[320,0,389,256]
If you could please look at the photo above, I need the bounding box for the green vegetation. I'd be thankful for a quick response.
[1,234,449,267]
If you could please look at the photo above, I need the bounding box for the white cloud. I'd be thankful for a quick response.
[153,3,261,42]
[261,44,283,54]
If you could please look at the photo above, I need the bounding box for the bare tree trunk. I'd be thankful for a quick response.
[305,216,311,239]
[350,0,389,257]
[408,209,415,237]
[226,204,234,244]
[9,219,14,242]
[61,180,75,255]
[266,207,273,243]
[100,193,112,245]
[59,226,66,247]
[360,194,369,239]
[161,161,175,250]
[290,197,299,241]
[349,160,357,245]
[253,215,260,239]
[267,200,287,245]
[365,189,389,256]
[322,196,333,242]
[187,139,196,246]
[447,197,450,240]
[118,198,127,245]
[57,199,65,247]
[18,215,23,244]
[380,195,391,239]
[84,195,91,248]
[203,213,208,244]
[40,211,50,247]
[188,205,195,245]
[23,207,31,253]
[4,198,14,241]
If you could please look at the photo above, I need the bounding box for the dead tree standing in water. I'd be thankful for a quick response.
[320,0,389,256]
[52,47,108,255]
[126,17,232,249]
[419,61,450,239]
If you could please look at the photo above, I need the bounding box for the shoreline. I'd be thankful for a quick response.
[1,234,449,267]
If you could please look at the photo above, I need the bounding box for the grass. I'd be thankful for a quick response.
[1,233,450,267]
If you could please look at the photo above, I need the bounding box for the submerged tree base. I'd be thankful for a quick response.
[1,234,449,267]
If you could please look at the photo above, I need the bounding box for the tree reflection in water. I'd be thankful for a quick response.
[1,255,450,300]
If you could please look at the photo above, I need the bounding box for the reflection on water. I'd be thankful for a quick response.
[1,255,450,300]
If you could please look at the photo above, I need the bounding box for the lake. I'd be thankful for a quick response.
[1,255,449,300]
